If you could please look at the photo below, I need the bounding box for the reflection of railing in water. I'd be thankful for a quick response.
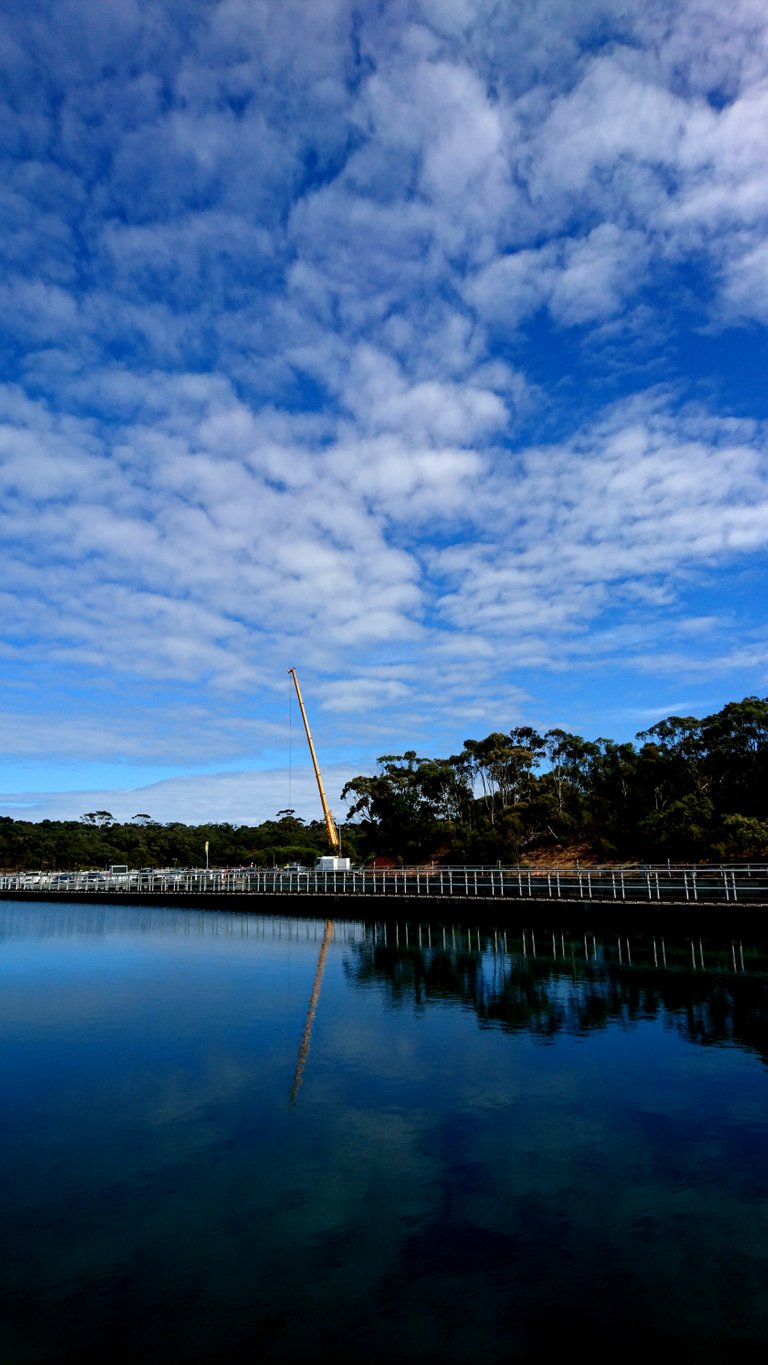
[364,922,764,975]
[1,903,764,976]
[3,864,768,904]
[3,905,766,1058]
[347,929,768,1060]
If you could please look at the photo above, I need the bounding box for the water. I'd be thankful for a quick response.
[0,903,767,1363]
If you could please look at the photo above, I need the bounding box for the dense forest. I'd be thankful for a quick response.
[340,695,768,864]
[1,696,767,871]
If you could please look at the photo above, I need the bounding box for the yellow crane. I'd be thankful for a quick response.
[288,668,349,868]
[286,670,346,1105]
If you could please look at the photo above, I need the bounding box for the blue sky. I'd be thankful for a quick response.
[2,0,768,826]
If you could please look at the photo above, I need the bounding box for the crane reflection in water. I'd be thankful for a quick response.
[290,918,334,1105]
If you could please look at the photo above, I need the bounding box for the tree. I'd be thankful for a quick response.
[587,739,639,856]
[457,730,543,827]
[701,697,768,816]
[636,715,709,802]
[715,813,768,859]
[639,794,716,861]
[542,730,595,818]
[342,752,459,859]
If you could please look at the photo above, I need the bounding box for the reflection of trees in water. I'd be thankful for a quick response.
[343,938,768,1065]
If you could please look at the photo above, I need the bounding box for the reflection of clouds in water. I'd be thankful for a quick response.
[1,906,767,1359]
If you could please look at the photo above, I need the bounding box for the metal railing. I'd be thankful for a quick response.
[1,863,767,905]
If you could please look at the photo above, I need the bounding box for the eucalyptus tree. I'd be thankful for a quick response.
[701,697,768,816]
[342,751,464,859]
[635,697,768,852]
[576,738,639,856]
[540,730,600,828]
[636,715,709,804]
[455,729,543,828]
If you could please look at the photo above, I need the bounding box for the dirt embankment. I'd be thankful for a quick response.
[370,842,623,871]
[522,842,620,868]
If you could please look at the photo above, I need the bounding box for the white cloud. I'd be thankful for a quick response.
[1,1,768,815]
[720,238,768,322]
[432,399,768,654]
[527,56,689,203]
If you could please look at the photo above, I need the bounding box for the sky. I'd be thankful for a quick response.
[2,0,768,827]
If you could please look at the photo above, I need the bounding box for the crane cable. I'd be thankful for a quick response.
[288,672,293,814]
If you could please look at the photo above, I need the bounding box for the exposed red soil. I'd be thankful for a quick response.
[368,842,628,871]
[521,841,620,868]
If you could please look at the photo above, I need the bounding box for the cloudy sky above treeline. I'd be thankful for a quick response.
[2,0,768,825]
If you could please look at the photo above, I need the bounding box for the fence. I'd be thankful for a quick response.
[2,863,767,905]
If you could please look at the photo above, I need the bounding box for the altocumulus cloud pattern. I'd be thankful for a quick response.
[1,0,768,823]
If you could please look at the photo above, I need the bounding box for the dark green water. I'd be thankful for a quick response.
[1,904,767,1364]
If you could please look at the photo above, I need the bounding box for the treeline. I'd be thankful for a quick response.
[2,696,766,871]
[340,696,768,864]
[0,810,348,874]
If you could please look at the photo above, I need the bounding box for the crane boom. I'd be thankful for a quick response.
[288,668,340,854]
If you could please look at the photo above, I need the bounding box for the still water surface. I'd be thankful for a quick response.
[1,903,767,1363]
